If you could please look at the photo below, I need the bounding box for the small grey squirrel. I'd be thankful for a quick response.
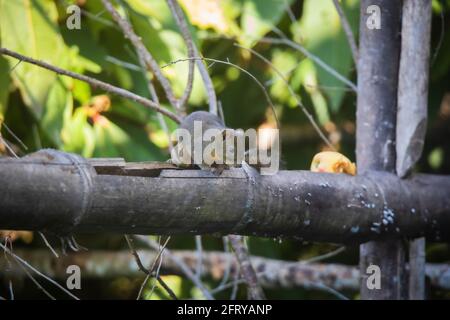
[170,111,280,175]
[170,111,243,174]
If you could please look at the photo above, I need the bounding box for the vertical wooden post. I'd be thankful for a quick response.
[397,0,432,300]
[357,0,404,299]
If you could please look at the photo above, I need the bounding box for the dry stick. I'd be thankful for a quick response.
[38,232,59,258]
[167,0,218,115]
[161,57,280,130]
[0,242,79,300]
[300,246,346,264]
[13,256,56,300]
[260,36,357,92]
[230,262,241,300]
[229,235,266,300]
[101,0,179,110]
[431,5,445,65]
[8,280,14,300]
[135,235,214,300]
[194,235,203,279]
[332,0,359,68]
[216,237,232,289]
[212,271,349,300]
[2,122,28,151]
[0,48,181,124]
[147,248,166,299]
[283,0,297,23]
[136,237,170,300]
[166,0,195,113]
[0,136,18,158]
[124,235,178,300]
[235,44,334,149]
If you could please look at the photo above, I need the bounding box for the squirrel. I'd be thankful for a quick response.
[170,111,245,174]
[170,111,280,175]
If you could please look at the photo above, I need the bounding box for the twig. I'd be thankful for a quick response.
[216,237,232,289]
[9,280,14,300]
[0,47,181,124]
[161,56,279,129]
[431,4,445,65]
[0,135,18,158]
[0,242,79,300]
[101,0,179,109]
[167,0,218,115]
[284,0,296,23]
[230,263,241,300]
[166,0,196,113]
[38,232,59,258]
[332,0,359,67]
[124,235,178,300]
[235,44,334,149]
[194,235,203,279]
[1,122,28,150]
[259,36,357,92]
[135,235,214,300]
[105,55,141,71]
[147,248,165,299]
[137,273,151,300]
[136,237,170,299]
[300,246,346,264]
[228,235,265,300]
[137,51,175,154]
[13,256,56,300]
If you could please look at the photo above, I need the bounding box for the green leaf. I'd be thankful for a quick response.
[93,118,163,161]
[240,0,294,47]
[62,107,95,158]
[295,0,358,112]
[0,0,68,118]
[291,59,330,124]
[270,49,298,103]
[41,78,72,147]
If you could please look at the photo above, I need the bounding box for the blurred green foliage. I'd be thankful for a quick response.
[0,0,449,299]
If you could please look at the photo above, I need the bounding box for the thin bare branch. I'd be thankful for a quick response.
[13,256,56,300]
[229,235,266,300]
[0,242,79,300]
[332,0,359,67]
[101,0,179,109]
[0,47,182,124]
[135,235,214,300]
[260,36,357,92]
[166,0,196,113]
[124,235,178,300]
[161,56,280,129]
[38,232,59,258]
[0,135,18,158]
[1,122,28,151]
[138,54,175,154]
[300,246,346,264]
[166,0,218,115]
[8,280,14,300]
[194,235,203,278]
[235,44,334,149]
